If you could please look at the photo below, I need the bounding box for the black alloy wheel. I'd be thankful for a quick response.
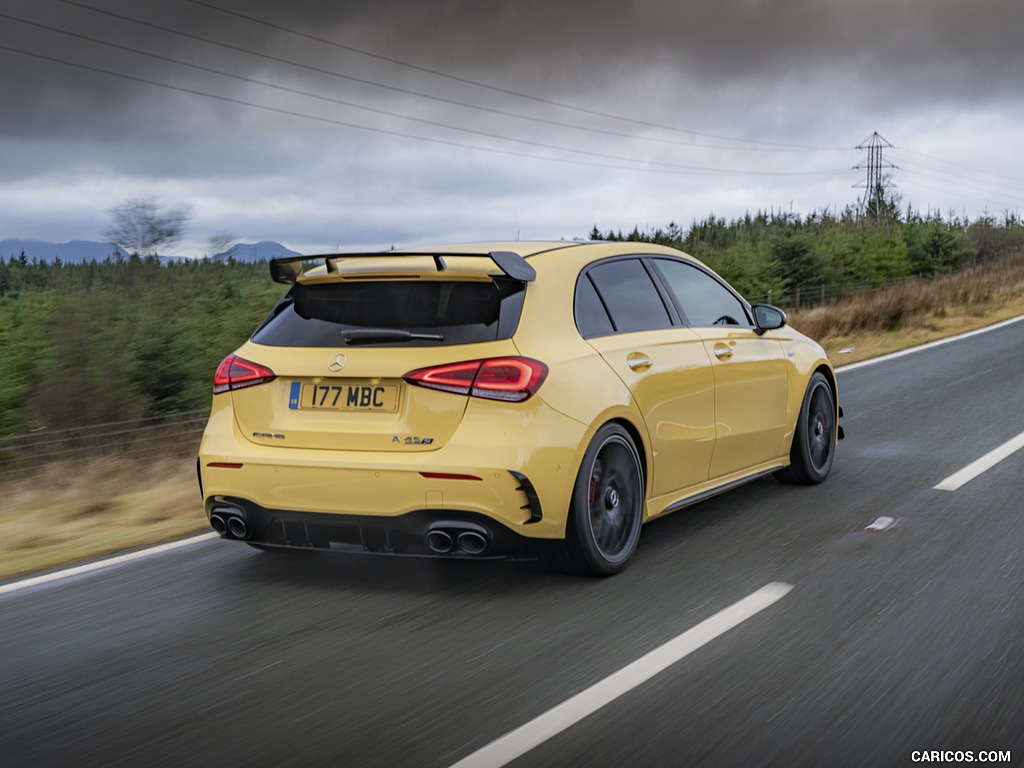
[777,371,836,485]
[560,423,644,576]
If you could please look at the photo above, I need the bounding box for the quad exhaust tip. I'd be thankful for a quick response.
[457,531,488,555]
[210,508,250,540]
[425,525,490,556]
[425,529,454,554]
[227,516,249,539]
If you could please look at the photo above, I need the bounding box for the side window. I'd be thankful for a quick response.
[586,259,673,334]
[574,274,614,338]
[652,259,751,328]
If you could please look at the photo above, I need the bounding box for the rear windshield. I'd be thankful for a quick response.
[251,279,526,347]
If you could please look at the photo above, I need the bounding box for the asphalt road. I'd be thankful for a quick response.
[3,319,1024,768]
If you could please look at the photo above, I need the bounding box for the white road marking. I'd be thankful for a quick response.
[934,431,1024,491]
[449,582,793,768]
[866,516,896,531]
[835,313,1024,374]
[0,533,219,598]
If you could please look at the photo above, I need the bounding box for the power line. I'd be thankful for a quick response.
[53,0,845,155]
[18,4,1024,213]
[181,0,844,152]
[896,158,1024,199]
[0,42,848,179]
[898,147,1024,188]
[898,170,1022,210]
[2,11,845,175]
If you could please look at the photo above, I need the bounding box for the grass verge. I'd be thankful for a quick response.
[789,251,1024,364]
[0,456,203,581]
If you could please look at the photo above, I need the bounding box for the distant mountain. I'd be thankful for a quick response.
[0,239,129,263]
[0,239,303,264]
[211,241,303,263]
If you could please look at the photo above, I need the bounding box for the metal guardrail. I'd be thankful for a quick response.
[753,251,1022,310]
[0,410,209,479]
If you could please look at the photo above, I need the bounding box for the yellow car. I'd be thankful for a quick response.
[198,241,842,575]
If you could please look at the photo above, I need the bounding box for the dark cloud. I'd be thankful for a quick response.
[6,0,1024,126]
[3,0,1024,250]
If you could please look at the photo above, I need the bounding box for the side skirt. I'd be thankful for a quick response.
[650,465,784,520]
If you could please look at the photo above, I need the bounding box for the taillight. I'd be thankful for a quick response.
[404,357,548,402]
[212,354,276,394]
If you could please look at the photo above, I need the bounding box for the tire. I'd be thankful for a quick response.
[558,423,645,576]
[776,371,836,485]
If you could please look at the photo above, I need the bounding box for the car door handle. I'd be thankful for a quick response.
[713,343,733,360]
[627,354,653,371]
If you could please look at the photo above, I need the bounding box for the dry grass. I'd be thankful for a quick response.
[790,252,1024,342]
[790,251,1024,364]
[0,455,205,580]
[2,253,1024,581]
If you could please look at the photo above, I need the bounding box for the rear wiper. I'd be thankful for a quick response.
[341,328,444,344]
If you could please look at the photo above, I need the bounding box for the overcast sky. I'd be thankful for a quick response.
[3,0,1024,256]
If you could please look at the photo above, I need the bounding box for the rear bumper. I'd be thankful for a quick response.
[206,496,546,559]
[198,394,592,541]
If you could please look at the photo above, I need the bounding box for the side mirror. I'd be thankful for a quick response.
[752,304,787,335]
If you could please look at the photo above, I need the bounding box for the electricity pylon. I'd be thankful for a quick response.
[854,132,898,217]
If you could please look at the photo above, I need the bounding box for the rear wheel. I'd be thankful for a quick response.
[776,372,836,484]
[559,424,644,576]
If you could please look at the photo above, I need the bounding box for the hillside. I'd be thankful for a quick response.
[0,239,128,263]
[3,207,1024,442]
[0,238,300,264]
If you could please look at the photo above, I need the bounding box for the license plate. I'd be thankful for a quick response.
[288,381,399,412]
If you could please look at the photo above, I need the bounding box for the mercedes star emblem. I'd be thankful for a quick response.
[327,353,347,372]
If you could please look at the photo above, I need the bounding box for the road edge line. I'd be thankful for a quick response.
[835,313,1024,374]
[0,533,219,598]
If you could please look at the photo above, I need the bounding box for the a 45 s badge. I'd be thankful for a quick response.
[392,435,434,445]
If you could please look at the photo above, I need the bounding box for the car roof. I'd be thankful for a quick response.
[389,240,701,262]
[387,241,580,258]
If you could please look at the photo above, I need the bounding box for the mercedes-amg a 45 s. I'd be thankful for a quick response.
[198,241,842,575]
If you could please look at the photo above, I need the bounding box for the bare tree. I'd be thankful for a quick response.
[205,231,237,259]
[104,194,192,257]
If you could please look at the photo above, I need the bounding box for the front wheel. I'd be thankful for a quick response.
[559,424,645,576]
[776,371,836,485]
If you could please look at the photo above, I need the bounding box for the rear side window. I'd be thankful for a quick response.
[252,279,525,347]
[583,259,672,334]
[574,275,614,338]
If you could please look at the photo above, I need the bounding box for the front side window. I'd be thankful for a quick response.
[652,259,750,328]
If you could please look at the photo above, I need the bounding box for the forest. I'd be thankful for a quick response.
[2,204,1023,440]
[589,205,1024,305]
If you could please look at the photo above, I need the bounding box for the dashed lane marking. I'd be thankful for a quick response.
[448,582,794,768]
[934,430,1024,492]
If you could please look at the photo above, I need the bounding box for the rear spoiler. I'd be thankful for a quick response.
[269,250,536,285]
